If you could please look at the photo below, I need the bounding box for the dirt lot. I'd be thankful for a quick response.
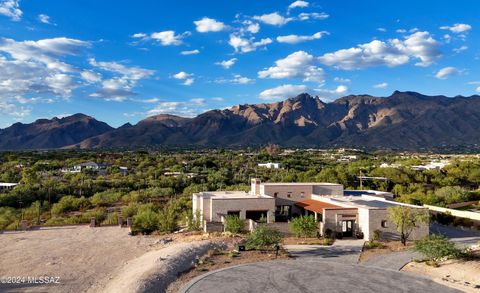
[0,226,163,292]
[403,258,480,293]
[0,226,235,293]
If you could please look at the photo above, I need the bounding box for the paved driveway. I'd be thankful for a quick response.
[284,239,364,264]
[430,223,480,247]
[180,259,460,293]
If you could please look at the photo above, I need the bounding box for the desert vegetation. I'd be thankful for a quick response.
[0,149,480,232]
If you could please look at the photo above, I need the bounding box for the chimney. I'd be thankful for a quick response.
[251,178,261,196]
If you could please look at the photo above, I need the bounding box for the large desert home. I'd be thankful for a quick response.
[192,179,429,240]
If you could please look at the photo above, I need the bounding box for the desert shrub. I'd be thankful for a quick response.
[373,229,381,241]
[364,241,385,249]
[224,215,244,234]
[122,203,139,218]
[132,209,159,234]
[45,216,83,226]
[414,234,465,264]
[81,208,107,223]
[245,225,282,251]
[90,190,122,207]
[186,209,202,231]
[434,186,470,206]
[322,238,334,245]
[51,196,91,215]
[158,201,177,233]
[289,215,317,238]
[101,212,119,225]
[0,207,18,230]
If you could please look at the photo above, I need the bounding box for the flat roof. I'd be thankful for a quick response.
[330,197,406,209]
[261,182,342,186]
[0,183,18,187]
[197,191,272,199]
[295,199,353,213]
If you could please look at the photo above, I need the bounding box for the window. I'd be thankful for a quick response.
[227,211,240,217]
[381,220,388,228]
[287,192,292,198]
[300,192,305,198]
[273,192,278,198]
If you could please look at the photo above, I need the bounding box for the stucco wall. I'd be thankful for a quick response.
[322,208,358,234]
[209,197,275,222]
[362,208,429,241]
[263,185,312,205]
[312,184,344,196]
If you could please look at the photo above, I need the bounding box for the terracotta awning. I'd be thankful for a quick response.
[295,199,346,213]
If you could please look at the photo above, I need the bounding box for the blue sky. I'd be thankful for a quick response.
[0,0,478,127]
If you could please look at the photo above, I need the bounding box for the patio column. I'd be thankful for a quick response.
[314,212,318,221]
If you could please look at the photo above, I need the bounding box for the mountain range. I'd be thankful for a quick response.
[1,91,480,151]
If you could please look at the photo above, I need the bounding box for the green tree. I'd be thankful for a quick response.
[245,225,282,251]
[132,209,159,234]
[388,206,429,245]
[158,202,177,233]
[289,215,317,238]
[224,215,244,234]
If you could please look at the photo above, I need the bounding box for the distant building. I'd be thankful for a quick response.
[164,172,199,179]
[61,162,109,173]
[0,183,18,192]
[411,160,450,171]
[119,166,128,176]
[258,162,281,169]
[337,155,358,162]
[380,163,401,168]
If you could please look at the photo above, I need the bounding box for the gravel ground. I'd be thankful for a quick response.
[99,240,226,293]
[0,226,163,293]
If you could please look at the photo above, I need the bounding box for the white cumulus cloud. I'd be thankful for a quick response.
[440,23,472,33]
[0,0,22,21]
[148,98,205,117]
[276,31,328,44]
[89,59,154,101]
[151,31,186,46]
[297,12,329,21]
[194,17,227,32]
[258,51,325,83]
[173,71,194,86]
[373,82,388,89]
[216,58,237,69]
[435,66,459,80]
[228,34,272,53]
[319,31,441,70]
[38,14,52,24]
[288,1,309,9]
[180,49,200,55]
[259,84,307,100]
[253,12,293,26]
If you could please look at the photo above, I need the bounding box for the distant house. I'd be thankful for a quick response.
[380,163,401,168]
[411,160,450,171]
[119,166,128,176]
[337,155,358,162]
[61,162,109,173]
[164,172,199,179]
[0,183,19,192]
[258,162,281,169]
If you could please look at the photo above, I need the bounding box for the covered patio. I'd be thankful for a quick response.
[295,199,343,221]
